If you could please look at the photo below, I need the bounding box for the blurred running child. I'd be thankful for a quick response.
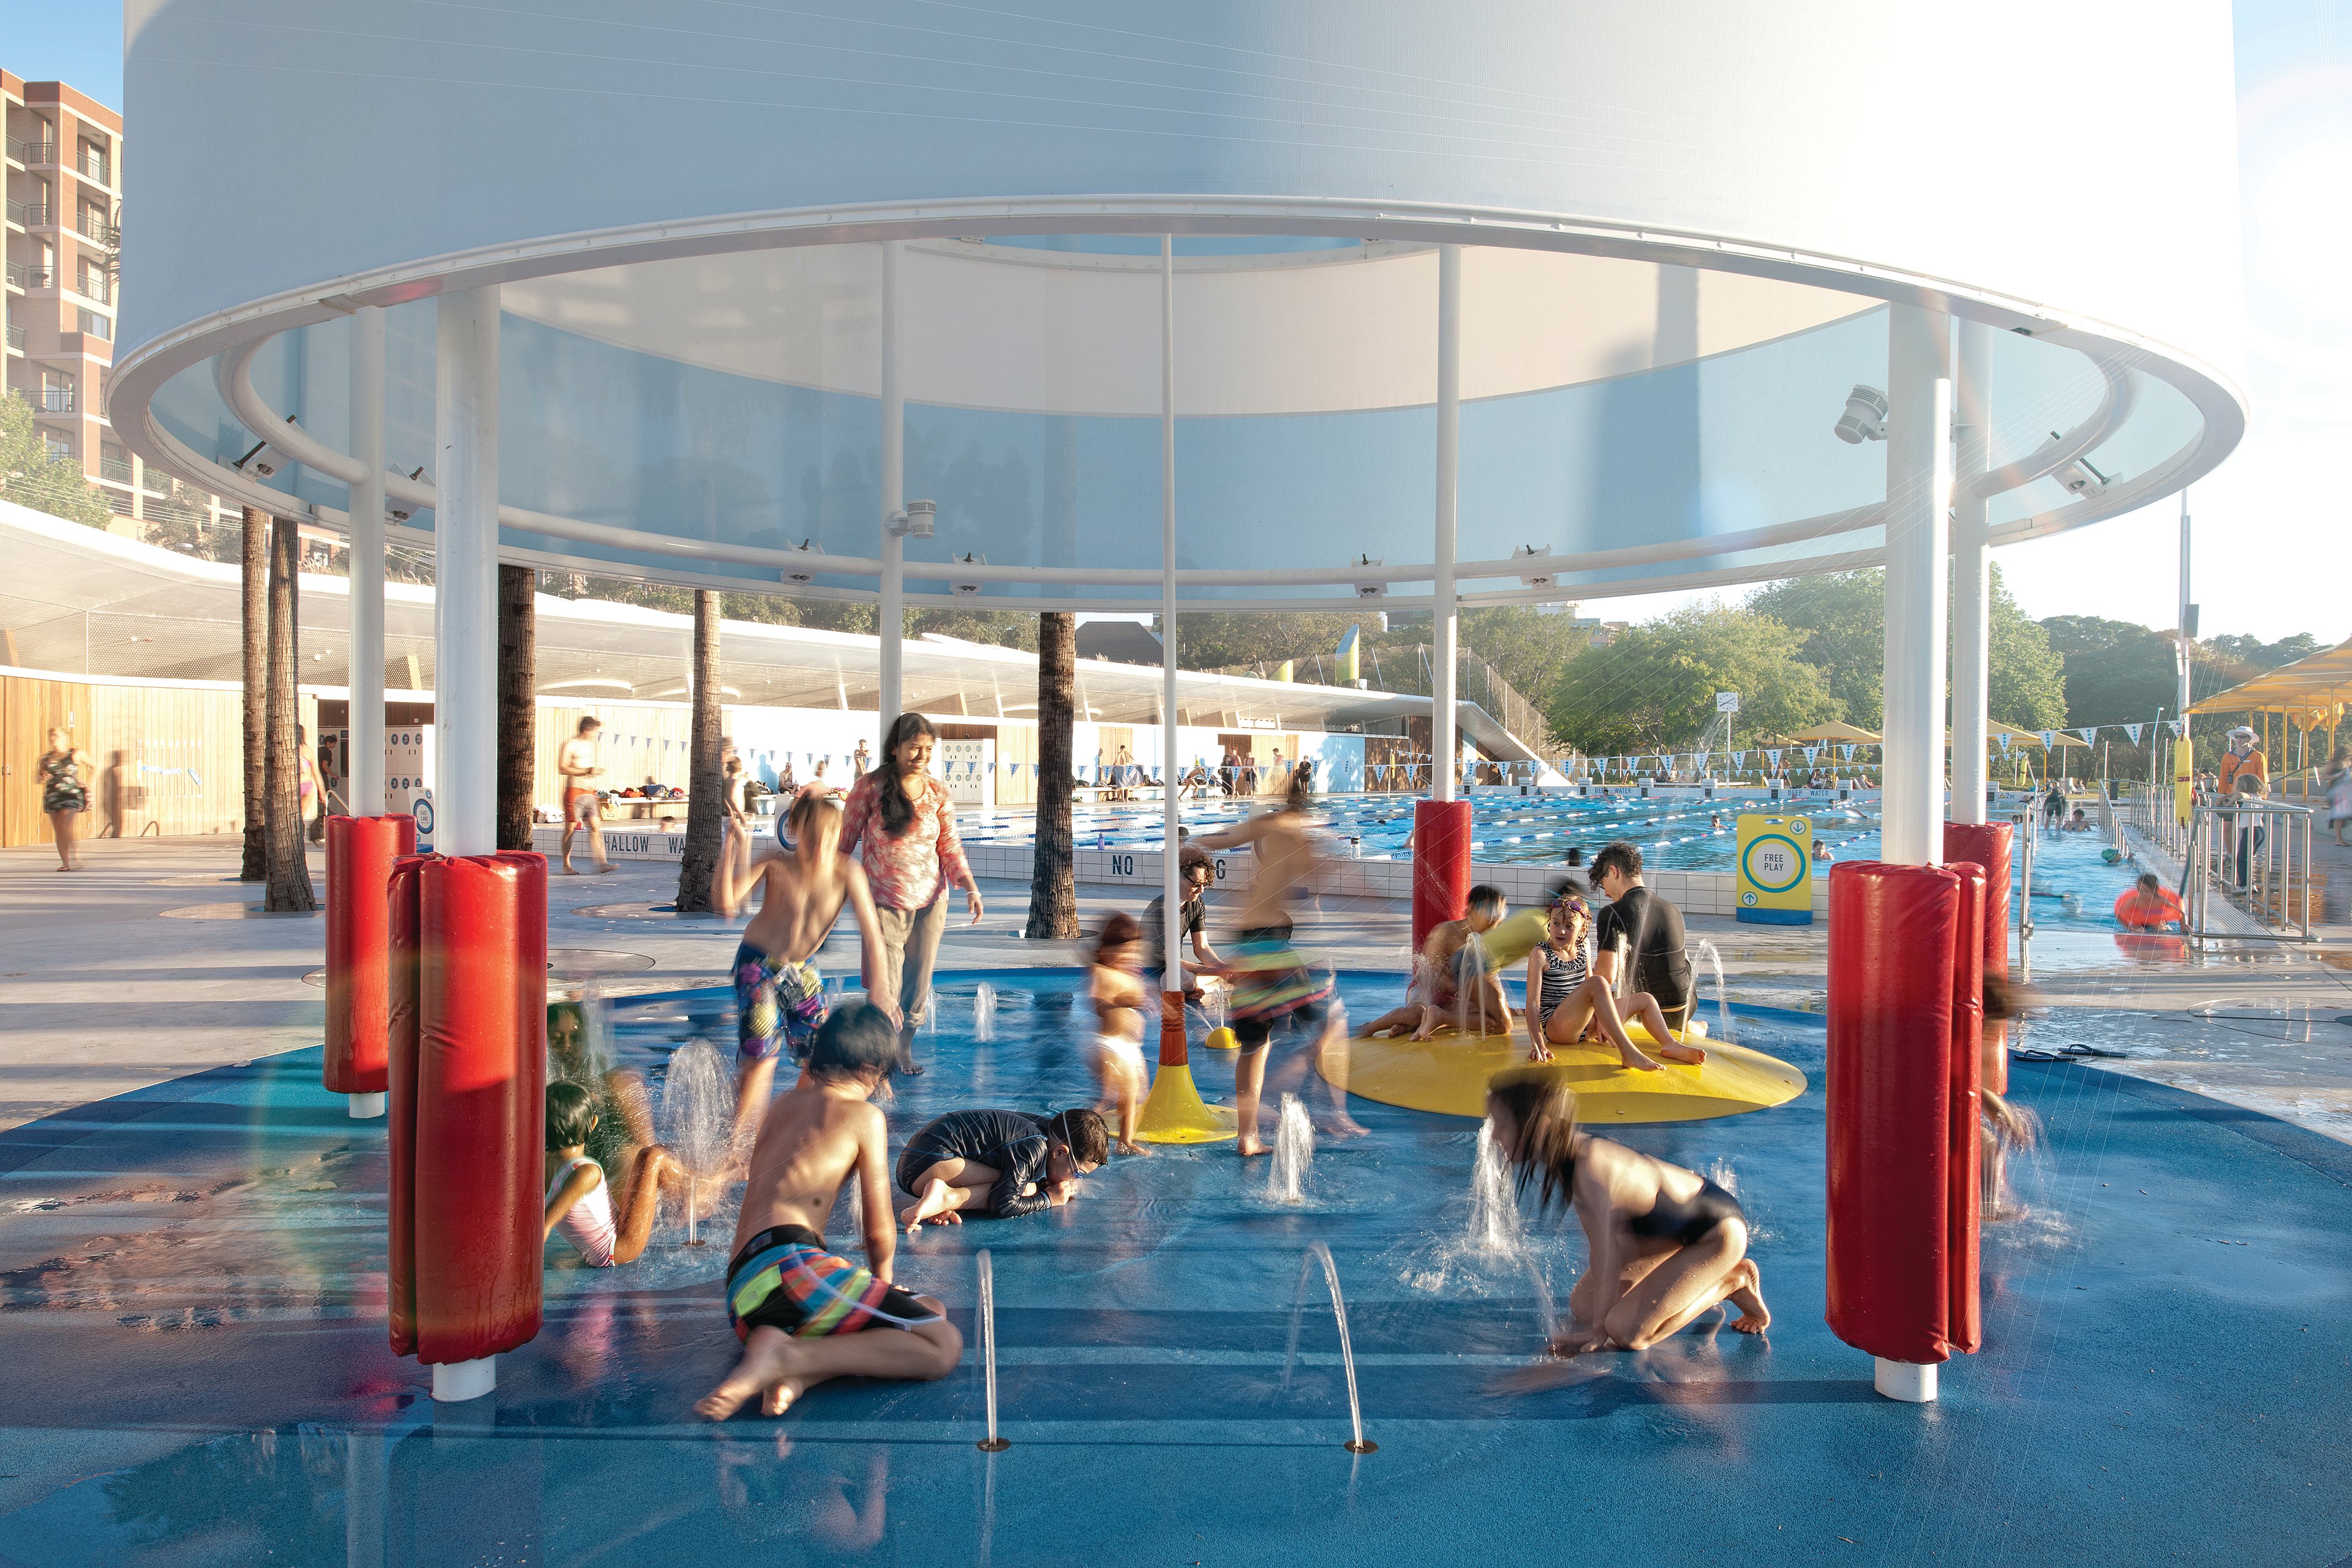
[1195,772,1335,1156]
[696,1004,960,1421]
[1088,912,1153,1154]
[544,1080,685,1268]
[897,1107,1110,1229]
[713,791,901,1147]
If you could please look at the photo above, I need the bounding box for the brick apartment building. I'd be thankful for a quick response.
[4,70,230,540]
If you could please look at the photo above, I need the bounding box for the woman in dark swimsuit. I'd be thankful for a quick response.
[1486,1068,1768,1357]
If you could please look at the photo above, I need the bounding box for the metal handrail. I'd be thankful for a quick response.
[79,151,111,184]
[10,138,58,165]
[2184,798,2317,944]
[6,325,23,352]
[36,387,75,413]
[75,209,118,247]
[71,272,111,305]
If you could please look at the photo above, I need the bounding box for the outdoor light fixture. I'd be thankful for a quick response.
[388,467,426,523]
[779,539,818,584]
[235,413,304,478]
[889,499,937,538]
[952,551,987,594]
[1351,554,1387,598]
[2043,431,2116,499]
[1513,543,1556,589]
[1833,385,1889,444]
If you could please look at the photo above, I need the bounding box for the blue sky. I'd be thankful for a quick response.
[13,4,2342,645]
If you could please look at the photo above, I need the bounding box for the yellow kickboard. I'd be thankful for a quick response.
[1326,1020,1807,1124]
[1135,1061,1240,1144]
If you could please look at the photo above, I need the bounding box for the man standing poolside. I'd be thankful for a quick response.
[1590,841,1697,1036]
[559,716,614,874]
[2218,726,2267,797]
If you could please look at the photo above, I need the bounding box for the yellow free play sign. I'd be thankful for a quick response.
[1736,813,1813,925]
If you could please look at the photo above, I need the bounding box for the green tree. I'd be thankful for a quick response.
[1550,603,1834,756]
[1746,571,1880,726]
[2041,615,2180,728]
[1749,565,2065,731]
[0,394,110,527]
[1985,574,2067,731]
[1170,611,1379,672]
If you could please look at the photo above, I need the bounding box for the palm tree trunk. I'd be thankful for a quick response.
[239,506,266,880]
[673,590,725,913]
[263,516,315,910]
[1026,610,1079,940]
[497,563,537,851]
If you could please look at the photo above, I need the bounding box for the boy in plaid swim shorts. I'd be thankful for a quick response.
[711,791,900,1149]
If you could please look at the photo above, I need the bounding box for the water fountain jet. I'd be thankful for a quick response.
[1280,1241,1374,1452]
[1268,1095,1314,1203]
[976,1248,1008,1450]
[658,1038,733,1247]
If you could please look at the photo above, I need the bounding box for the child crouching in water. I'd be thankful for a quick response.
[696,1003,963,1421]
[544,1080,686,1267]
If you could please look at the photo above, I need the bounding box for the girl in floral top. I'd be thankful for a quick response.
[839,713,984,1073]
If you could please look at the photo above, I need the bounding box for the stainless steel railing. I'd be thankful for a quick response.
[2183,799,2318,944]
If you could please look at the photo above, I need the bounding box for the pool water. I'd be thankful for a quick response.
[7,967,2352,1565]
[957,788,1888,869]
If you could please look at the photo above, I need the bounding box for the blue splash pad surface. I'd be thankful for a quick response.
[4,973,2350,1567]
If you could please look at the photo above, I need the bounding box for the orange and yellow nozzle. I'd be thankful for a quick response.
[1136,990,1237,1144]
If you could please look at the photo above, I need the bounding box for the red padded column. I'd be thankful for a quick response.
[386,853,427,1359]
[323,815,417,1095]
[1825,860,1961,1365]
[1411,799,1474,951]
[1944,862,1986,1355]
[1943,821,2011,1093]
[406,854,546,1366]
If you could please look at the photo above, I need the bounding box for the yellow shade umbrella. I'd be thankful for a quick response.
[1785,720,1883,744]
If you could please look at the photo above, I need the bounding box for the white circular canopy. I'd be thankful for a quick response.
[111,0,2247,610]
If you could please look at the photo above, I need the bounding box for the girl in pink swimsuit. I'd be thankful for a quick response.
[543,1081,686,1267]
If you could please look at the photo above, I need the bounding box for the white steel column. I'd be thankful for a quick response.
[1950,320,1992,826]
[1431,244,1462,801]
[1880,304,1953,867]
[429,286,500,1401]
[434,288,499,862]
[1160,236,1182,997]
[878,241,905,736]
[349,306,388,820]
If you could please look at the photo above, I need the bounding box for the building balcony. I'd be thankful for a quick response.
[6,262,55,291]
[75,209,118,247]
[34,387,75,414]
[99,454,134,486]
[8,200,52,229]
[79,151,112,186]
[72,273,111,305]
[6,324,23,353]
[9,138,58,167]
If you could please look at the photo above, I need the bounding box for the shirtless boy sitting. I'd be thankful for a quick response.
[1356,884,1513,1041]
[897,1107,1109,1231]
[695,1003,963,1422]
[714,791,901,1148]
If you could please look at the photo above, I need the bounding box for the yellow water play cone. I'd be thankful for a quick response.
[1135,991,1236,1144]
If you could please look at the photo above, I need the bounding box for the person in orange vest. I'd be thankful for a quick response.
[2113,872,2187,931]
[2217,725,2267,797]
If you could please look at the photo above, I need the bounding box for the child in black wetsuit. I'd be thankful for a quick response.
[895,1107,1110,1232]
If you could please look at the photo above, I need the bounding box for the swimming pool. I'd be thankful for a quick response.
[957,789,1890,870]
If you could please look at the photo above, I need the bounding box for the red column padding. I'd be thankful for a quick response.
[1825,860,1961,1365]
[386,853,427,1358]
[399,854,546,1366]
[323,815,417,1095]
[1943,821,2011,1093]
[1411,799,1474,951]
[1944,861,1986,1355]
